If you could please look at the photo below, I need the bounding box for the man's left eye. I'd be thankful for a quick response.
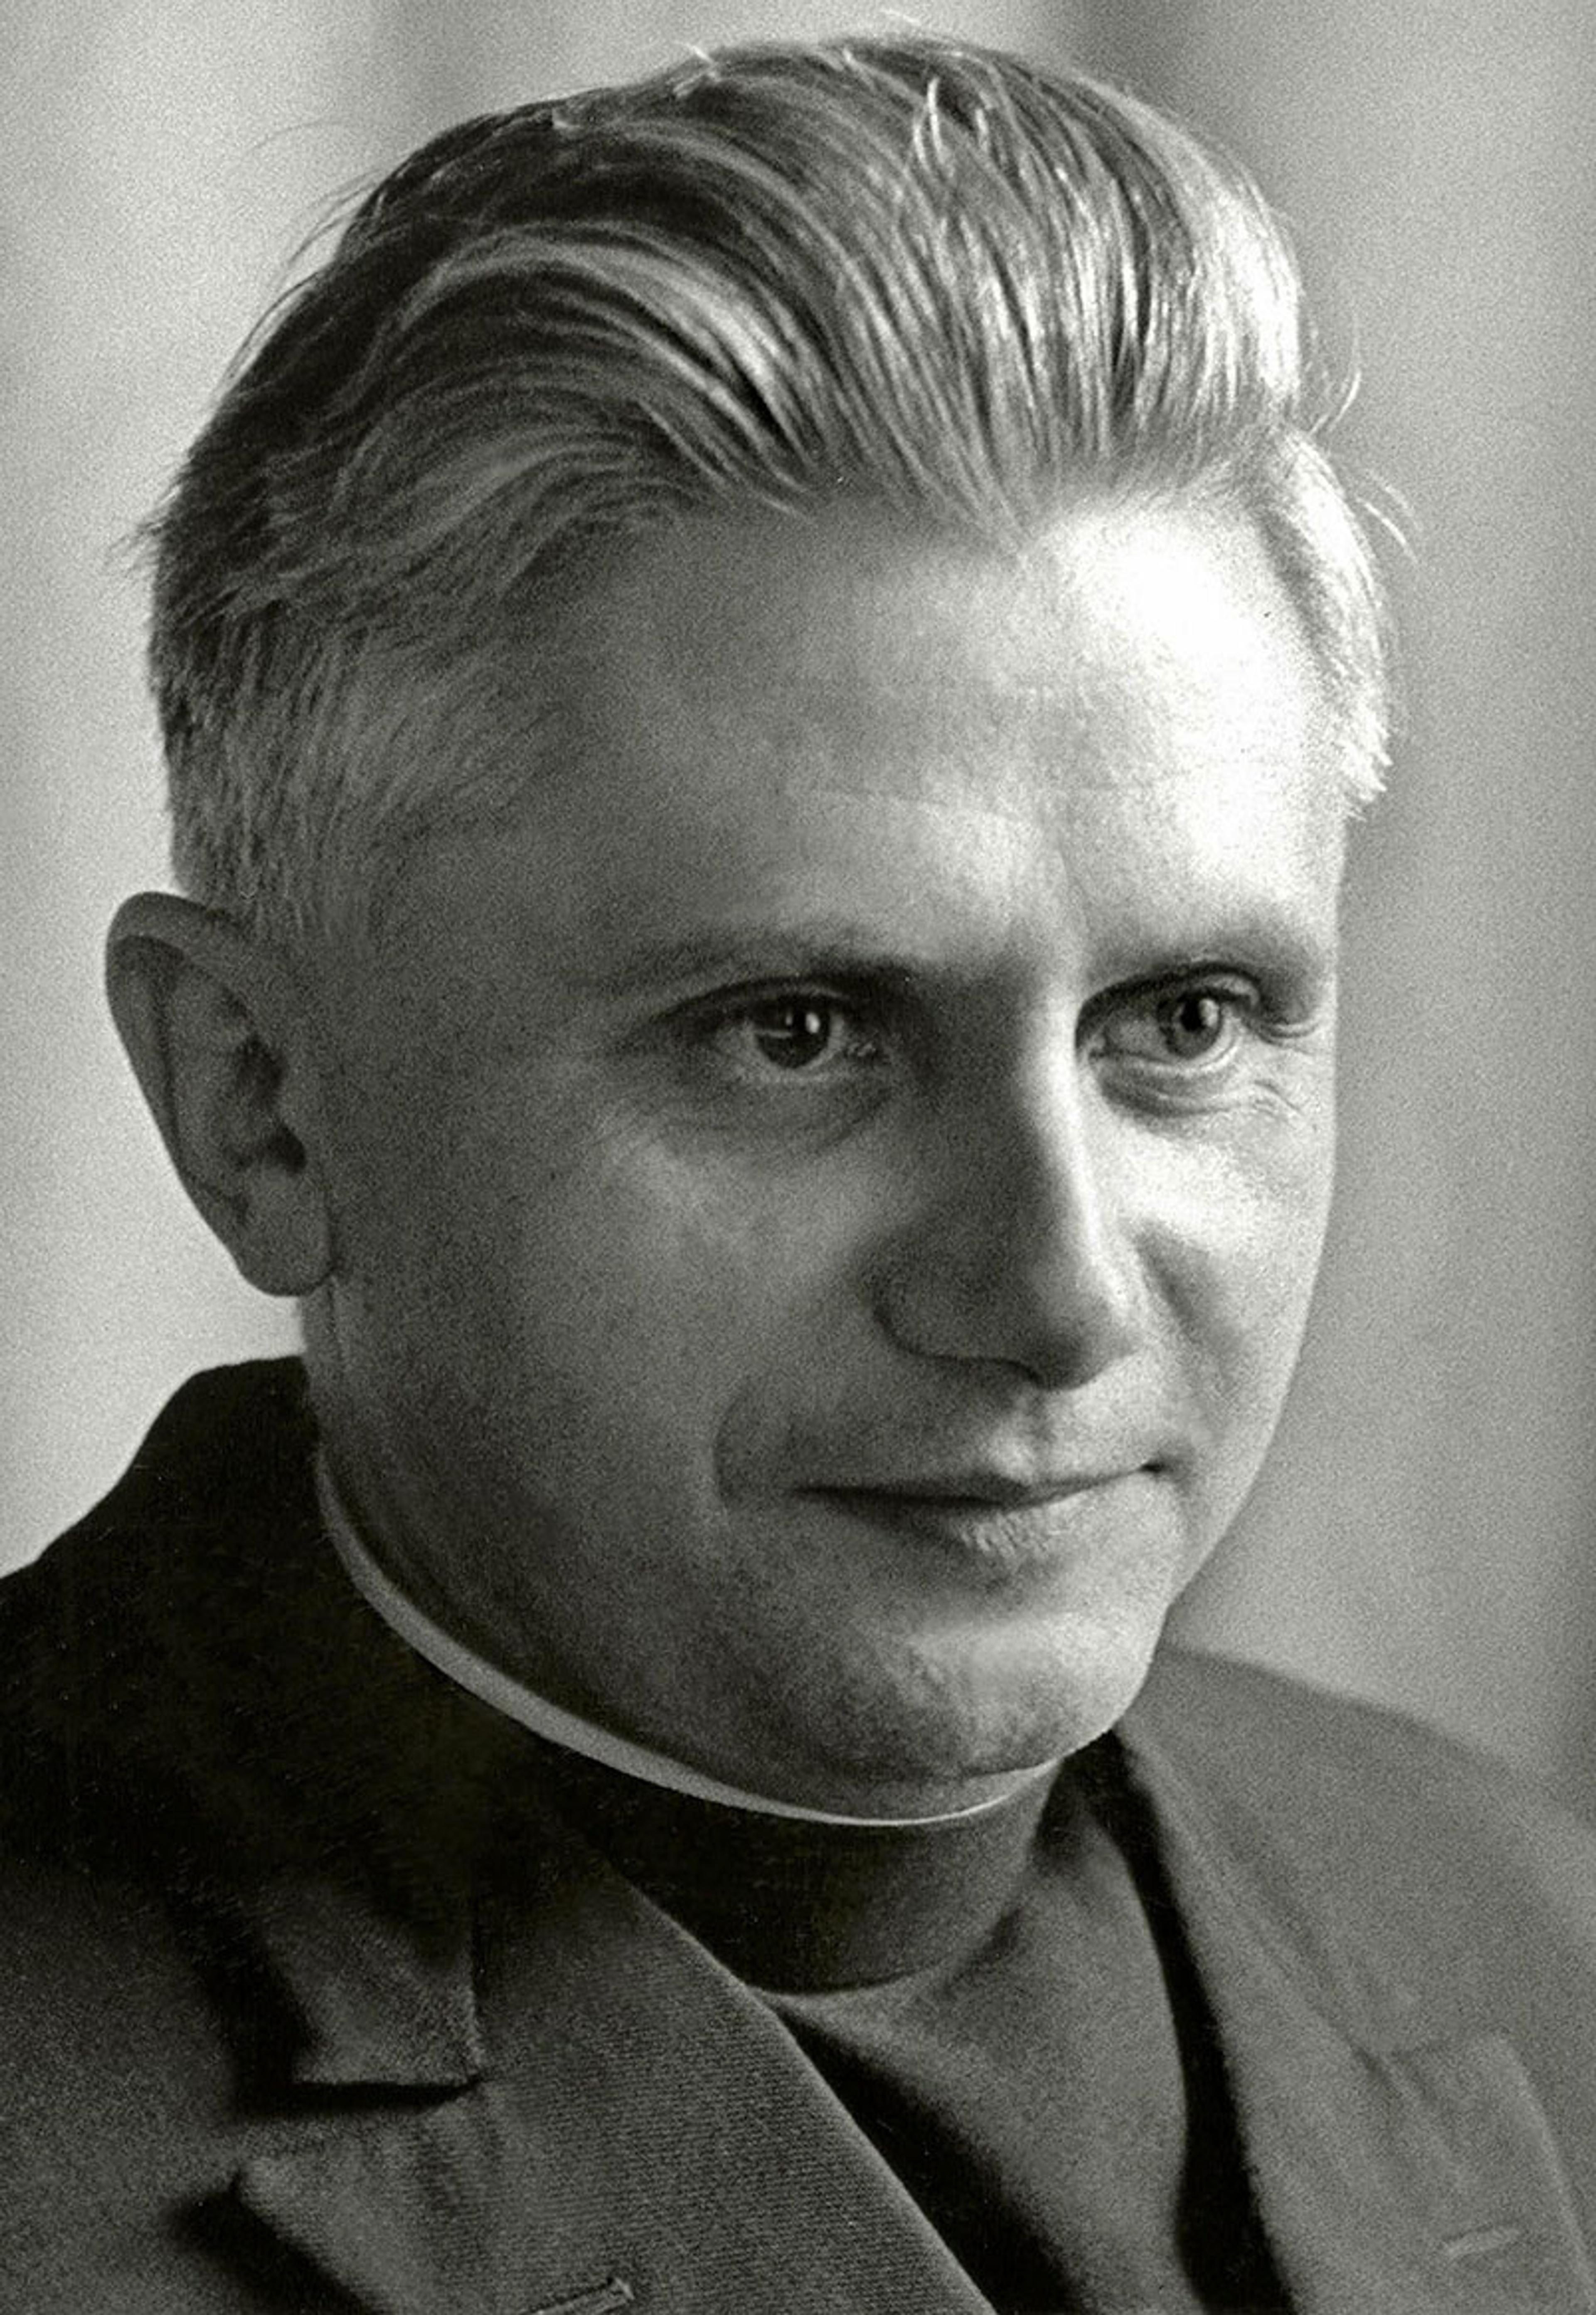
[1094,983,1255,1069]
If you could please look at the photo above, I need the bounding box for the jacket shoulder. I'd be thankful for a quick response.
[1132,1644,1596,2021]
[0,1359,317,1863]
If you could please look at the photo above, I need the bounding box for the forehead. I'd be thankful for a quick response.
[546,495,1328,806]
[377,493,1344,1011]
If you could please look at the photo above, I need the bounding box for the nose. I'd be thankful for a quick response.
[873,1065,1145,1391]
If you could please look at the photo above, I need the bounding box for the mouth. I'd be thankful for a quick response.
[798,1471,1153,1575]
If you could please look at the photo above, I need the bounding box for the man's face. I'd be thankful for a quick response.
[308,493,1344,1813]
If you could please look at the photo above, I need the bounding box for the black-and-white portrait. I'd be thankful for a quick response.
[5,7,1595,2310]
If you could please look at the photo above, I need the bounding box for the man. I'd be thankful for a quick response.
[4,33,1594,2314]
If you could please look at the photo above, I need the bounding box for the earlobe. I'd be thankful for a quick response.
[105,893,334,1297]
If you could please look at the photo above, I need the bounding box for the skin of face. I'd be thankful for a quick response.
[298,491,1346,1817]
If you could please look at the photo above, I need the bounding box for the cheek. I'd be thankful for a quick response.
[1146,1110,1334,1410]
[1123,1119,1331,1565]
[388,1106,873,1430]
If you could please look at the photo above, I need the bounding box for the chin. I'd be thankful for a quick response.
[755,1604,1172,1810]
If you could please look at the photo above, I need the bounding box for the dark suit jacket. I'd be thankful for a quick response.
[3,1360,1595,2314]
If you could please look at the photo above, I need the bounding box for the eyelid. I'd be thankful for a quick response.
[685,972,899,1035]
[1083,966,1259,1033]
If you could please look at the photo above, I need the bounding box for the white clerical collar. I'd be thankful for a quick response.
[316,1456,1054,1831]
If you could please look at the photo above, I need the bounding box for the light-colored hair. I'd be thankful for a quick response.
[146,35,1391,951]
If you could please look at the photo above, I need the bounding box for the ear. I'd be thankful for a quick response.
[106,893,333,1297]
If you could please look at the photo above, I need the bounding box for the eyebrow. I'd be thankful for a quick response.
[1086,904,1337,991]
[567,920,929,1003]
[567,897,1334,1007]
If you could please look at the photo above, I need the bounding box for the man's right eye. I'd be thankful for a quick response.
[712,992,884,1078]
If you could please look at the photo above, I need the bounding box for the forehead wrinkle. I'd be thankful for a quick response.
[536,513,1097,797]
[562,919,928,1003]
[549,792,1051,977]
[538,530,1331,840]
[544,630,1172,839]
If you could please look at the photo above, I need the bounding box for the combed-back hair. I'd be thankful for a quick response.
[146,34,1390,950]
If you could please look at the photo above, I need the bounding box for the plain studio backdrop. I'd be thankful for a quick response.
[5,0,1595,1815]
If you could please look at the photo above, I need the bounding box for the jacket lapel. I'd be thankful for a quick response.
[228,1810,996,2315]
[1124,1713,1596,2313]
